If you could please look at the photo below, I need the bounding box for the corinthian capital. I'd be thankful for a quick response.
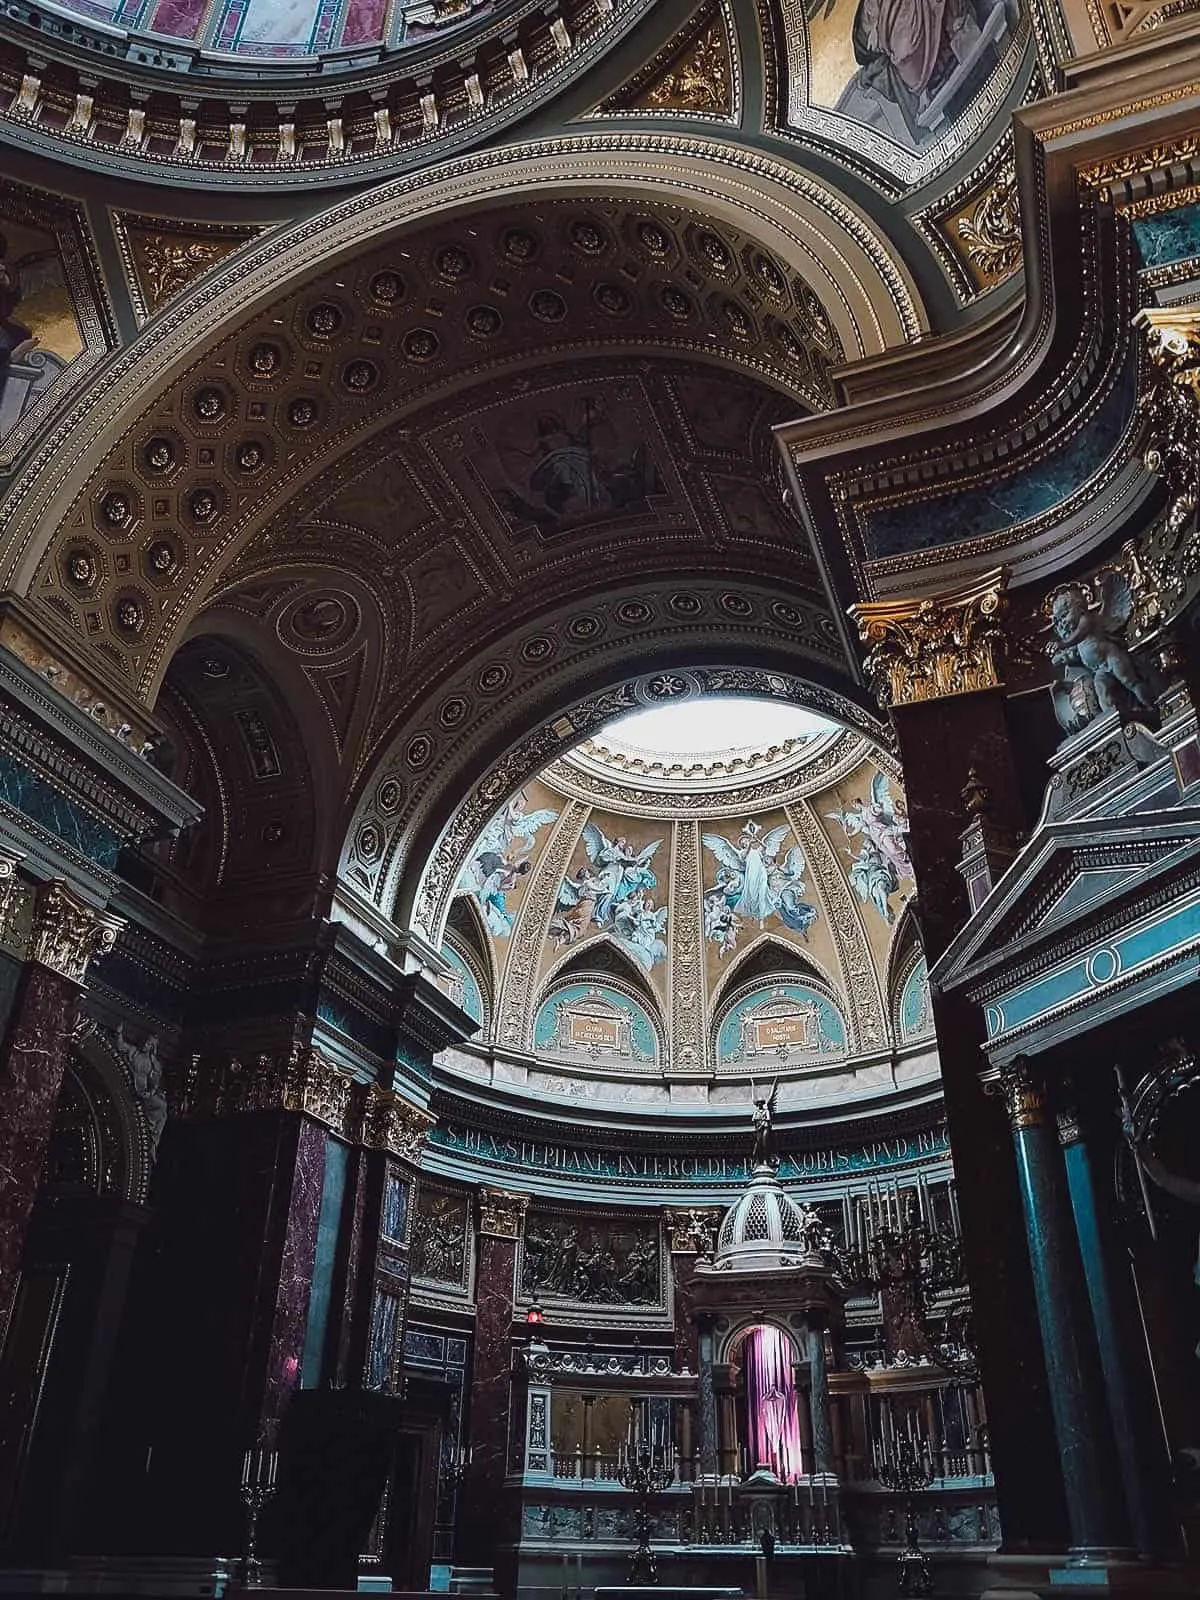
[991,1056,1046,1133]
[477,1186,528,1239]
[850,568,1008,709]
[1134,306,1200,521]
[29,880,123,985]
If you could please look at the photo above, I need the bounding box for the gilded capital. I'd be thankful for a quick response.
[850,568,1008,709]
[361,1084,434,1165]
[1133,307,1200,518]
[993,1057,1046,1132]
[29,880,123,985]
[477,1186,528,1239]
[282,1046,360,1139]
[664,1206,721,1255]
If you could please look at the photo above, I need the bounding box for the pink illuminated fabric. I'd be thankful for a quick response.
[743,1323,803,1481]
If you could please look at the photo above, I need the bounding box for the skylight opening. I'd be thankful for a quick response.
[598,696,835,760]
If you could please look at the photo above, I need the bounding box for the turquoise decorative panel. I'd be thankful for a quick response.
[899,958,933,1042]
[716,982,846,1068]
[0,750,122,867]
[1132,204,1200,269]
[533,981,659,1068]
[439,944,484,1027]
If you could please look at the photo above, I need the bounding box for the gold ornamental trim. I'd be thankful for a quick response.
[477,1186,528,1239]
[361,1084,435,1165]
[993,1057,1046,1133]
[850,568,1009,709]
[282,1047,360,1139]
[29,879,122,985]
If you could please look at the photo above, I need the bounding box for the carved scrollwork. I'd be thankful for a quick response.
[850,569,1009,709]
[954,159,1022,282]
[361,1084,434,1164]
[477,1186,528,1240]
[29,880,122,985]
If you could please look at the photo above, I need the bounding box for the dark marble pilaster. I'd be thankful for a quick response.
[697,1316,717,1475]
[998,1060,1130,1558]
[807,1322,834,1475]
[1059,1107,1178,1556]
[458,1188,526,1576]
[0,881,119,1338]
[891,691,1069,1551]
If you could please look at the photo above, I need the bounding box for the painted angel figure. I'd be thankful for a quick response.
[549,863,607,947]
[613,889,669,971]
[751,1080,779,1169]
[458,790,558,936]
[703,822,816,947]
[580,823,661,925]
[827,773,913,923]
[1046,574,1156,733]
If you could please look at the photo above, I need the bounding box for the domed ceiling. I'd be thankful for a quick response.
[434,698,936,1117]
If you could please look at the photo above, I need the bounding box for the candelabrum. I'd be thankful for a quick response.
[876,1433,934,1599]
[239,1447,278,1587]
[617,1439,675,1584]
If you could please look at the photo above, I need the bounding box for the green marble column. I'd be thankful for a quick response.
[998,1059,1131,1561]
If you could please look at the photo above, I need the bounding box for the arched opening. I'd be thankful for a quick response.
[727,1322,805,1483]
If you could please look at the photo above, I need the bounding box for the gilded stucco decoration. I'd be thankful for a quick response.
[851,569,1010,708]
[30,881,123,985]
[594,1,738,121]
[913,137,1023,300]
[110,213,262,326]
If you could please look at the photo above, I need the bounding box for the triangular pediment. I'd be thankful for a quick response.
[931,808,1200,994]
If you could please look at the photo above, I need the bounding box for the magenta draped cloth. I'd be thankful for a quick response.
[743,1323,803,1480]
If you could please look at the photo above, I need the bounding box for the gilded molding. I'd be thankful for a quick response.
[1134,306,1200,519]
[669,820,706,1072]
[284,1046,360,1139]
[110,211,259,326]
[993,1057,1046,1132]
[851,569,1009,708]
[477,1186,528,1239]
[29,879,122,985]
[362,1084,435,1164]
[593,0,738,123]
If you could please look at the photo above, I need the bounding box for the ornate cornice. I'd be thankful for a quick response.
[850,569,1009,709]
[29,879,122,985]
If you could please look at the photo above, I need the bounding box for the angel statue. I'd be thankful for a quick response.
[751,1081,779,1169]
[1046,574,1157,734]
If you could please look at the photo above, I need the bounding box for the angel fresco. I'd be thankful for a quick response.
[457,790,558,938]
[701,821,817,957]
[826,772,914,924]
[549,824,668,972]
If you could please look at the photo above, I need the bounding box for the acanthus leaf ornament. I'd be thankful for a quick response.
[361,1084,434,1165]
[850,568,1009,709]
[987,1056,1046,1132]
[477,1186,528,1239]
[29,880,123,985]
[954,159,1022,283]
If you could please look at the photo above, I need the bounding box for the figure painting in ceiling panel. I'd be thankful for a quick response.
[550,819,669,974]
[131,0,503,54]
[825,770,914,926]
[702,819,818,957]
[469,390,666,538]
[436,944,485,1027]
[456,785,559,938]
[0,195,100,469]
[804,0,1020,154]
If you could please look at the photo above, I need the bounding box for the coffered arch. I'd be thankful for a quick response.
[2,134,924,696]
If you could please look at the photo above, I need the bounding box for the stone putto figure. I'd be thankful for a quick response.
[115,1023,168,1152]
[1046,572,1156,734]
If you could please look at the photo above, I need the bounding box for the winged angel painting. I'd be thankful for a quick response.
[702,821,818,958]
[826,772,914,924]
[550,824,668,973]
[457,791,558,938]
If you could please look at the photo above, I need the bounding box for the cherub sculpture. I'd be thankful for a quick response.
[1046,573,1156,734]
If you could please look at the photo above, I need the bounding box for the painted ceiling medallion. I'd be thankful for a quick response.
[277,592,360,655]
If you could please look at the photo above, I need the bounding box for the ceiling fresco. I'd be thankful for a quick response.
[439,705,931,1111]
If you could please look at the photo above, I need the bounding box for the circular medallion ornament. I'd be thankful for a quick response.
[754,254,787,297]
[722,301,754,341]
[188,487,221,523]
[500,228,538,264]
[248,342,283,379]
[636,221,670,258]
[476,662,511,694]
[465,305,502,340]
[660,285,695,321]
[697,231,734,274]
[287,397,318,429]
[669,593,703,617]
[357,823,382,861]
[402,328,440,363]
[569,218,608,256]
[66,547,98,589]
[100,490,132,528]
[772,601,803,628]
[261,821,285,846]
[594,283,631,317]
[406,734,434,769]
[529,289,566,323]
[143,436,176,474]
[521,636,555,663]
[568,614,603,640]
[277,591,359,655]
[616,599,654,625]
[376,777,404,814]
[306,302,344,339]
[114,594,145,635]
[796,282,837,351]
[772,322,809,366]
[720,592,754,618]
[147,540,178,578]
[343,359,380,392]
[434,245,473,281]
[438,697,468,728]
[368,270,406,307]
[192,387,226,423]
